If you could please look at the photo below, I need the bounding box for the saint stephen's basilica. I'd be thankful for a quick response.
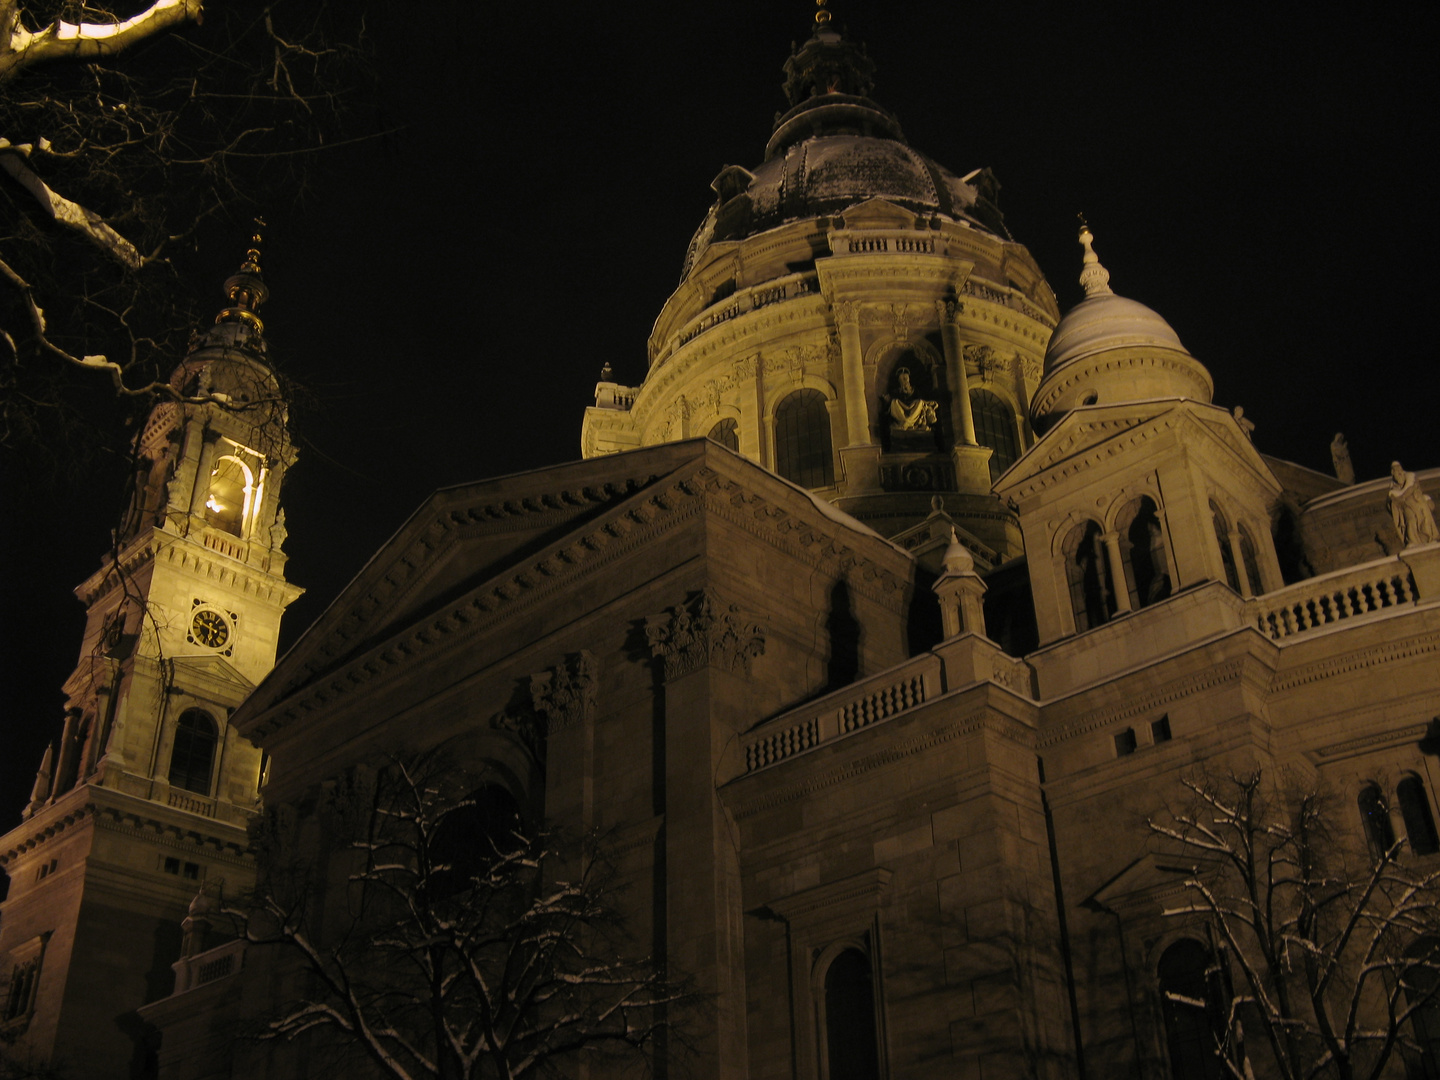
[3,10,1439,1080]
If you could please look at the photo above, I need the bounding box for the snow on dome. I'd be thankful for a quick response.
[1043,292,1188,372]
[1030,227,1212,429]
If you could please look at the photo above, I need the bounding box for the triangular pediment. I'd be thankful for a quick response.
[235,441,915,739]
[170,654,256,704]
[997,400,1281,501]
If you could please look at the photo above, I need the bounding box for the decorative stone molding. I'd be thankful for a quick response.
[645,588,767,681]
[530,651,599,734]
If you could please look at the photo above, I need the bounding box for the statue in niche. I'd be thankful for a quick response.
[1330,433,1355,485]
[886,366,939,432]
[1387,461,1438,548]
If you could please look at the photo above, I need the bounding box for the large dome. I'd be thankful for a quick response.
[681,26,1006,277]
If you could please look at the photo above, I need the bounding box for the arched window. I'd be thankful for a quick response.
[774,390,834,489]
[168,709,218,796]
[1398,776,1440,856]
[1237,523,1262,597]
[1117,496,1172,609]
[708,417,739,452]
[1063,520,1114,632]
[1403,937,1440,1075]
[1157,938,1224,1080]
[1210,500,1241,592]
[428,784,524,899]
[1359,783,1395,856]
[823,948,881,1080]
[970,389,1021,482]
[204,456,252,537]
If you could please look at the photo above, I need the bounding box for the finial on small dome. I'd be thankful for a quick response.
[815,0,832,26]
[1076,214,1113,299]
[941,527,975,575]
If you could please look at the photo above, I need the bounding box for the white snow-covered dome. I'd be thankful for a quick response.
[1043,292,1186,371]
[1030,227,1212,430]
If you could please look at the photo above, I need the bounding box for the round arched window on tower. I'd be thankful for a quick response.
[204,457,252,537]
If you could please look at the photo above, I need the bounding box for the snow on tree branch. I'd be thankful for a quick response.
[226,752,697,1079]
[0,0,203,83]
[1150,769,1440,1080]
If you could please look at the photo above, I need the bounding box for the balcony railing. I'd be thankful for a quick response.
[171,938,245,995]
[741,655,941,774]
[1248,556,1419,641]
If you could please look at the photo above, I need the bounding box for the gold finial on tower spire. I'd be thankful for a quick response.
[815,0,831,27]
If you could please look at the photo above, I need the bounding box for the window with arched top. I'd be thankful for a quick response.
[774,390,834,489]
[204,456,252,537]
[1403,937,1440,1075]
[427,784,525,899]
[1237,523,1262,597]
[168,709,218,796]
[1210,500,1241,592]
[970,389,1020,482]
[1398,776,1440,856]
[1117,496,1172,609]
[708,417,739,452]
[1158,938,1225,1080]
[1063,520,1114,632]
[1359,783,1395,856]
[822,948,881,1080]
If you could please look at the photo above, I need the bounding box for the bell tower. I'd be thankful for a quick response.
[0,234,302,1075]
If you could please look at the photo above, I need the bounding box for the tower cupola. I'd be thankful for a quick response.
[1030,223,1212,432]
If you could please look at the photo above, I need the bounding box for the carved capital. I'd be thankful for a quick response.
[834,300,860,328]
[645,589,767,681]
[936,299,962,326]
[530,651,599,734]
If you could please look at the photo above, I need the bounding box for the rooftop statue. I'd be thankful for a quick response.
[1388,461,1438,548]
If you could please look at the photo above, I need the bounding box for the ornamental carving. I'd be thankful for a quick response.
[530,651,599,734]
[645,589,767,681]
[963,343,1007,380]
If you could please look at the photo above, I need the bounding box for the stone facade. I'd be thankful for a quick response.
[8,19,1440,1080]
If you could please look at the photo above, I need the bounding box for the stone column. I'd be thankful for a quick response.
[1102,532,1133,614]
[936,301,977,446]
[833,302,881,494]
[646,590,765,1080]
[532,652,599,834]
[1227,530,1254,597]
[834,301,869,446]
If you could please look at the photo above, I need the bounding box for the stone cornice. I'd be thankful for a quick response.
[241,454,913,743]
[76,528,300,609]
[242,472,708,740]
[767,866,892,922]
[1269,629,1440,693]
[697,470,910,608]
[1038,658,1251,748]
[0,786,252,866]
[277,476,658,699]
[1309,723,1431,762]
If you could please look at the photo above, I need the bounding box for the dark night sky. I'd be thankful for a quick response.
[3,3,1437,823]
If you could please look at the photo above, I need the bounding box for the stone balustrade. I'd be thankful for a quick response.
[171,938,245,995]
[672,272,819,349]
[1248,556,1419,641]
[741,655,941,774]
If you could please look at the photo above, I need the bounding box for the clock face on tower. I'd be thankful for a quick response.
[190,609,230,649]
